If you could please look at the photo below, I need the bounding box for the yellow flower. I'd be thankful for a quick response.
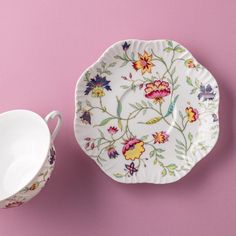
[29,182,39,191]
[122,138,145,161]
[133,51,154,74]
[92,86,105,97]
[152,131,169,144]
[185,107,199,122]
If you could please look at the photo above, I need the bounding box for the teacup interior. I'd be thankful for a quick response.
[0,110,50,201]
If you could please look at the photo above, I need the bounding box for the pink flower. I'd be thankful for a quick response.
[144,80,171,103]
[107,126,118,134]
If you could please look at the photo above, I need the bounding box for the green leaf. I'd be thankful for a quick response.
[84,71,91,81]
[97,139,102,149]
[95,118,114,126]
[153,157,158,165]
[179,111,184,119]
[156,148,165,153]
[175,46,185,53]
[161,168,167,177]
[175,149,185,155]
[86,100,92,107]
[129,103,137,109]
[120,85,130,89]
[98,129,105,138]
[176,155,184,160]
[176,145,185,150]
[109,62,116,67]
[174,76,179,84]
[174,84,180,90]
[186,76,193,86]
[147,101,153,108]
[118,119,123,131]
[171,67,176,75]
[190,88,198,94]
[167,40,173,48]
[176,139,185,147]
[141,100,147,106]
[140,135,149,141]
[195,78,200,87]
[167,164,177,171]
[169,171,175,176]
[164,95,179,117]
[164,47,173,52]
[116,96,122,117]
[188,132,193,142]
[113,173,124,178]
[101,61,106,68]
[149,150,155,157]
[120,60,129,67]
[156,154,165,159]
[144,116,162,125]
[96,68,102,74]
[104,70,112,75]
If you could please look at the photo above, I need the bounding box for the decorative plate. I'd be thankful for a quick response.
[74,39,219,184]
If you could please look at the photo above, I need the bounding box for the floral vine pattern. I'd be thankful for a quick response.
[0,147,56,208]
[75,40,219,183]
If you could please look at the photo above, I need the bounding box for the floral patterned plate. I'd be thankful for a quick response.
[74,39,219,184]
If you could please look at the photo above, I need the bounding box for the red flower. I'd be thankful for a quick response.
[107,126,118,134]
[144,80,171,103]
[122,138,145,161]
[5,201,23,208]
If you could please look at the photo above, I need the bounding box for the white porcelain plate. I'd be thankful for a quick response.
[74,39,219,184]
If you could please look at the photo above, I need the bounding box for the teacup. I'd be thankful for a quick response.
[0,110,62,208]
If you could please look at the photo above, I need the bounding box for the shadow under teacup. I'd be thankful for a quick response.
[0,110,62,208]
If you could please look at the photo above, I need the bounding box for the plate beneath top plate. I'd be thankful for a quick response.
[74,39,219,184]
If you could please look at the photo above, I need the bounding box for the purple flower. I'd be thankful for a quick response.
[122,41,130,51]
[212,113,218,122]
[107,146,119,159]
[125,162,138,176]
[84,74,111,97]
[198,84,216,101]
[49,148,56,165]
[80,110,91,124]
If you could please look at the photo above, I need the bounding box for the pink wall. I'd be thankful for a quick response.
[0,0,235,235]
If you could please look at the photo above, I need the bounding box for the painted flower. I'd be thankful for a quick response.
[185,59,196,68]
[198,84,216,101]
[49,148,56,165]
[107,146,119,159]
[29,182,39,191]
[125,162,138,176]
[144,80,171,103]
[133,51,154,74]
[152,131,169,144]
[84,74,111,97]
[212,113,218,122]
[122,138,145,161]
[122,41,130,51]
[80,110,91,125]
[107,126,118,134]
[185,107,199,123]
[5,201,23,208]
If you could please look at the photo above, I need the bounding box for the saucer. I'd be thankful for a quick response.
[74,39,219,184]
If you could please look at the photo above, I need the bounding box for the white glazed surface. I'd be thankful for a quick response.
[0,110,60,208]
[74,39,220,184]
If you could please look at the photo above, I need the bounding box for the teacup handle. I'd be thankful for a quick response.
[45,111,62,143]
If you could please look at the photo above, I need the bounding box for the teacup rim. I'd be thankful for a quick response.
[0,109,51,203]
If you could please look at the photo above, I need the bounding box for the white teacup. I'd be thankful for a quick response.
[0,110,62,208]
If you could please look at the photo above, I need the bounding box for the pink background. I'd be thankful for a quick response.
[0,0,235,235]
